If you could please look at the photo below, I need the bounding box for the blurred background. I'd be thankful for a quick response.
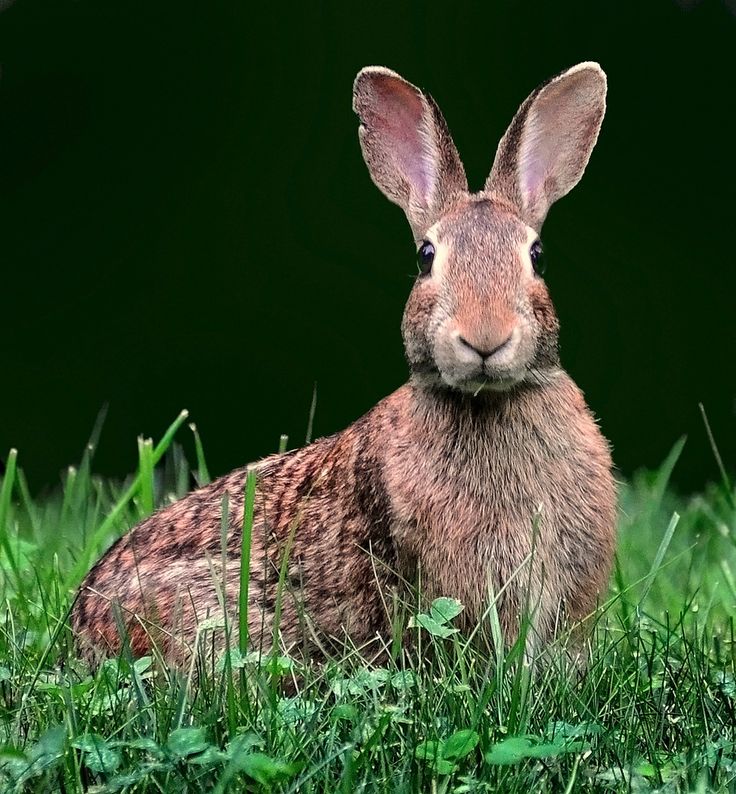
[0,0,734,493]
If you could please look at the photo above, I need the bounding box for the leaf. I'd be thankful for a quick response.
[525,741,571,759]
[485,737,537,765]
[123,737,164,757]
[634,759,658,778]
[263,654,293,677]
[133,656,153,675]
[277,697,318,725]
[415,741,458,776]
[188,746,227,766]
[415,740,443,761]
[443,729,479,760]
[29,724,66,762]
[73,734,121,774]
[547,720,604,740]
[195,616,226,632]
[236,752,297,784]
[332,667,390,696]
[225,732,262,758]
[430,597,464,624]
[166,727,210,759]
[391,670,417,691]
[332,704,358,721]
[107,763,166,790]
[352,667,390,690]
[714,670,736,699]
[0,747,29,780]
[98,656,132,682]
[216,646,249,672]
[485,733,587,765]
[433,757,456,775]
[414,614,458,638]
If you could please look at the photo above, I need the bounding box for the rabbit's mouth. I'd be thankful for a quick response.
[435,369,525,395]
[432,364,564,395]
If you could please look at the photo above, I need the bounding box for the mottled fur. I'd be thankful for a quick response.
[72,64,616,666]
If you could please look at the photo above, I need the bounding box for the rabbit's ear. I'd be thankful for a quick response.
[485,63,606,231]
[353,67,467,236]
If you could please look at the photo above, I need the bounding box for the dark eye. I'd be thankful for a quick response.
[530,239,545,276]
[417,240,435,275]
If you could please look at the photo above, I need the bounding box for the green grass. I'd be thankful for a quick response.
[1,415,735,792]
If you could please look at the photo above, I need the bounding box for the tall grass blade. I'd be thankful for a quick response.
[652,437,686,504]
[640,511,680,604]
[699,402,735,509]
[0,448,21,589]
[87,403,109,454]
[137,436,154,517]
[65,409,189,591]
[239,468,257,655]
[189,422,211,486]
[305,383,318,445]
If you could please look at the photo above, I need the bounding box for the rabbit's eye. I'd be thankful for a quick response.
[417,241,435,275]
[530,240,545,276]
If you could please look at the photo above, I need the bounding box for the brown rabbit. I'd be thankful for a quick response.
[72,63,616,666]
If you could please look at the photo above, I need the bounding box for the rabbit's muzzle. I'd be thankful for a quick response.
[433,320,530,392]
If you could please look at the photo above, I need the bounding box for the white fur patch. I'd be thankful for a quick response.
[519,226,539,278]
[421,221,449,283]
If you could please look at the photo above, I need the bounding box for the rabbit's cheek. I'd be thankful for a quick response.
[401,283,439,371]
[527,282,560,368]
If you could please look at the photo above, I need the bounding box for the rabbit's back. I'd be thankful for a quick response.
[72,421,399,664]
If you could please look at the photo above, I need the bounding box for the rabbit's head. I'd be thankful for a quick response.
[353,64,606,394]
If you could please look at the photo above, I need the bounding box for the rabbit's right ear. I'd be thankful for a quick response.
[485,63,607,231]
[353,67,467,237]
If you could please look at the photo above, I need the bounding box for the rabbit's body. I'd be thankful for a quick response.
[73,63,617,665]
[74,375,613,662]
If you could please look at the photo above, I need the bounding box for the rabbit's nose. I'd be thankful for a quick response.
[457,333,513,360]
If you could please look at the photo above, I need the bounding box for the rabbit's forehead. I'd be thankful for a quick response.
[427,200,535,281]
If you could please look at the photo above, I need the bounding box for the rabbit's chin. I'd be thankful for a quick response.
[412,368,523,394]
[444,374,523,395]
[413,364,563,395]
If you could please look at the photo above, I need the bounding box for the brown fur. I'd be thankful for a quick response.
[72,64,616,667]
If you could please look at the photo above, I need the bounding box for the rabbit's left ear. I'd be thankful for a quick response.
[485,63,607,231]
[353,67,468,237]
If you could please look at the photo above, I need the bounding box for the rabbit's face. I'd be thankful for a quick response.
[354,63,606,391]
[402,198,559,393]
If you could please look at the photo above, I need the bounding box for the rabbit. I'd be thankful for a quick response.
[72,63,617,668]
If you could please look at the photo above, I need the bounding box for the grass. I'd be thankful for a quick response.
[0,414,735,792]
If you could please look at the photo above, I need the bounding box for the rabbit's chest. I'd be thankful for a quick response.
[384,413,588,615]
[379,381,615,633]
[389,414,569,544]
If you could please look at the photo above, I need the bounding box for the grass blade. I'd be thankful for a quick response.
[137,436,154,517]
[0,449,21,589]
[65,409,189,591]
[190,422,211,486]
[239,467,257,655]
[640,511,680,604]
[305,383,317,445]
[699,403,735,509]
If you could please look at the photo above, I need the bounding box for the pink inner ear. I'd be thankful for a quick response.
[517,103,563,217]
[369,77,435,207]
[518,149,549,218]
[513,67,605,225]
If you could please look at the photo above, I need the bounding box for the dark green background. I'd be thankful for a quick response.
[1,0,734,492]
